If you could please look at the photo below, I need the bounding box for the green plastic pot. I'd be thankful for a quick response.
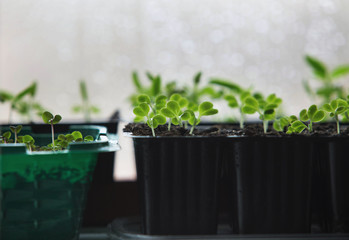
[0,125,119,240]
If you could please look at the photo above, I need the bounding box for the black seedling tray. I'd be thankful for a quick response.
[108,217,349,240]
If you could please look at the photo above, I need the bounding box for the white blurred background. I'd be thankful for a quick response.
[1,0,349,180]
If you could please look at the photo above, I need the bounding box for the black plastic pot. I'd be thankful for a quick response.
[316,138,349,233]
[130,136,223,235]
[225,136,313,234]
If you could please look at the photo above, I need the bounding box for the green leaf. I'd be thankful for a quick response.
[305,55,328,80]
[167,101,180,115]
[42,111,53,124]
[132,71,143,92]
[224,95,238,108]
[0,90,14,102]
[58,134,66,141]
[155,95,167,109]
[336,106,347,115]
[307,105,318,119]
[280,117,290,127]
[151,75,161,96]
[72,131,83,140]
[201,108,218,116]
[72,105,82,113]
[90,106,100,113]
[161,108,176,118]
[194,72,202,85]
[133,103,150,117]
[181,110,191,120]
[273,120,282,132]
[337,98,348,107]
[322,103,333,113]
[80,80,88,101]
[138,94,151,104]
[3,131,11,139]
[153,114,166,125]
[52,115,62,124]
[240,91,251,101]
[198,101,213,112]
[65,134,74,142]
[209,79,242,93]
[312,110,326,122]
[178,98,188,108]
[84,135,94,142]
[330,100,338,110]
[244,97,259,109]
[299,109,309,121]
[265,103,278,110]
[331,65,349,79]
[171,118,179,125]
[291,120,307,133]
[23,135,34,143]
[289,115,298,123]
[242,106,257,114]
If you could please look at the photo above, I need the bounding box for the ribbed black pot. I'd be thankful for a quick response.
[316,138,349,233]
[131,136,223,235]
[225,136,313,234]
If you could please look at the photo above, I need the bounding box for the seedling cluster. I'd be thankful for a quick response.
[0,111,94,151]
[133,93,218,136]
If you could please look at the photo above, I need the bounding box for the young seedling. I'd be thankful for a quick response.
[287,105,326,134]
[72,80,100,122]
[242,94,282,133]
[161,94,190,130]
[210,79,254,128]
[42,111,62,150]
[9,125,22,144]
[322,98,348,134]
[133,94,167,136]
[19,135,35,151]
[273,116,297,132]
[304,55,349,104]
[1,131,12,144]
[185,101,218,135]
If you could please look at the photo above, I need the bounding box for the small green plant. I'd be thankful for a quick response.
[1,131,12,143]
[9,125,22,143]
[72,80,100,122]
[185,101,219,134]
[210,79,256,128]
[161,94,190,130]
[287,105,326,134]
[0,82,45,123]
[303,55,349,104]
[19,135,35,151]
[241,94,282,133]
[42,111,62,150]
[133,94,167,137]
[273,116,297,132]
[322,98,348,134]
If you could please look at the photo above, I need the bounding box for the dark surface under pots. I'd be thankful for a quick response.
[131,136,224,235]
[224,136,314,234]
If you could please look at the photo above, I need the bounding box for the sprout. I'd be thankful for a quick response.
[1,131,12,143]
[304,55,349,104]
[21,135,35,151]
[72,80,100,122]
[242,94,282,133]
[273,116,297,132]
[9,125,22,144]
[133,94,167,136]
[287,105,326,134]
[42,111,62,150]
[322,98,348,134]
[186,101,218,135]
[161,94,189,130]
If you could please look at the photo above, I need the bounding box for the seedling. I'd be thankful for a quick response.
[133,94,167,136]
[322,98,348,134]
[42,111,62,150]
[273,116,297,132]
[242,94,282,133]
[129,71,162,106]
[287,105,326,134]
[19,135,35,151]
[303,55,349,104]
[0,82,44,123]
[9,125,22,143]
[1,131,12,143]
[161,94,190,130]
[209,79,253,128]
[72,80,100,122]
[185,101,218,135]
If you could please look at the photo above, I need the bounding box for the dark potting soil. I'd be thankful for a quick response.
[124,122,349,137]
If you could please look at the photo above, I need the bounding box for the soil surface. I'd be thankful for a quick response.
[123,122,349,137]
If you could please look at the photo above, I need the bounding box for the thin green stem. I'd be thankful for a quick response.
[51,122,55,150]
[190,125,195,135]
[151,127,155,137]
[335,115,340,134]
[263,120,268,133]
[239,109,244,129]
[168,121,171,131]
[15,131,17,144]
[309,121,313,132]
